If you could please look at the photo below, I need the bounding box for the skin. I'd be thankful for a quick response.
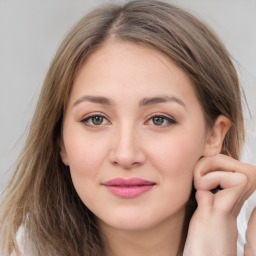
[60,41,256,256]
[184,155,256,256]
[245,208,256,255]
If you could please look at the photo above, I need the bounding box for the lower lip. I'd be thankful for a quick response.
[105,185,154,198]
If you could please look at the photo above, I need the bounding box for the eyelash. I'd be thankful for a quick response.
[145,114,177,127]
[81,113,177,128]
[81,113,111,127]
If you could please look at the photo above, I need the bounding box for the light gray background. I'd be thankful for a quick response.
[0,0,255,195]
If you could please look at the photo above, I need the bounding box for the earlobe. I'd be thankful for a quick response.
[59,139,69,166]
[203,115,231,157]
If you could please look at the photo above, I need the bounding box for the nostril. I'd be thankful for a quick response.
[113,161,119,166]
[112,161,142,170]
[131,161,140,167]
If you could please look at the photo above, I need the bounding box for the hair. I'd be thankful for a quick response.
[0,0,244,255]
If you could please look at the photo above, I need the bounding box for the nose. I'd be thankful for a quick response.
[109,123,146,169]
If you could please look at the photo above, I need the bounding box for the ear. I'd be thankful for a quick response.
[59,139,69,166]
[202,115,231,157]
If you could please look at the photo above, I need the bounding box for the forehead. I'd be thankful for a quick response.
[70,41,199,108]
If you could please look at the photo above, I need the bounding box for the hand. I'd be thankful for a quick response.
[183,154,256,256]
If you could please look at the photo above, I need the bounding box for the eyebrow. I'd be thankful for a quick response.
[139,96,186,108]
[73,95,115,107]
[73,95,186,108]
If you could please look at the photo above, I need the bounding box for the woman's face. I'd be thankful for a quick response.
[60,41,209,231]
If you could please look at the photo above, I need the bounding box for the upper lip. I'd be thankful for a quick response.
[102,178,156,186]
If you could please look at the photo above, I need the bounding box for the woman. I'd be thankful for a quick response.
[0,1,255,255]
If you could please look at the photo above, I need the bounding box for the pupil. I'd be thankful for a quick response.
[153,117,164,125]
[92,116,103,125]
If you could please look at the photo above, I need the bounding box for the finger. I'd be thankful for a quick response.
[195,171,247,214]
[194,155,256,204]
[195,154,253,180]
[194,154,237,177]
[195,190,214,207]
[195,171,247,191]
[244,208,256,256]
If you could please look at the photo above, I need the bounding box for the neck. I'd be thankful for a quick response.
[98,208,186,256]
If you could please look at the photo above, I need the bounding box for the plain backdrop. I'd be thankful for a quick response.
[0,0,255,252]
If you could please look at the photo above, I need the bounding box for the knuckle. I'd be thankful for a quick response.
[193,178,202,190]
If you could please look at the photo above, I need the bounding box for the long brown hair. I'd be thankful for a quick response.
[0,1,244,255]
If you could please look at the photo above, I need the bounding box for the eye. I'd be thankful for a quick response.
[147,114,176,127]
[81,114,110,127]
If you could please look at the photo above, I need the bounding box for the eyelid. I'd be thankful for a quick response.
[81,112,111,127]
[145,113,177,127]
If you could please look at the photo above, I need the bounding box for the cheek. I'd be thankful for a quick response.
[64,131,108,178]
[64,134,109,204]
[147,133,204,208]
[148,132,204,180]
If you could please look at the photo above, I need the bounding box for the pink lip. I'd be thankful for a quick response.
[102,178,156,198]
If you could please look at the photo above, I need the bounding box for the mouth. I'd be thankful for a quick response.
[102,178,156,198]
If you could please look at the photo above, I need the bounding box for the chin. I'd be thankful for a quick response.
[102,218,158,231]
[96,207,178,232]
